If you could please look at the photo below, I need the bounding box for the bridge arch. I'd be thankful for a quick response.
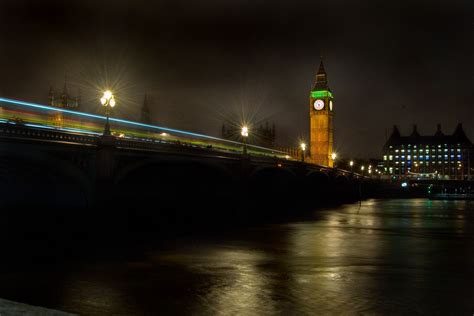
[114,157,233,185]
[247,166,298,206]
[0,143,92,209]
[113,158,235,216]
[334,174,358,201]
[303,171,331,201]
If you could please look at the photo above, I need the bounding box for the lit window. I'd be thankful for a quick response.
[383,155,387,161]
[401,149,405,153]
[395,149,399,153]
[407,155,411,160]
[389,155,393,161]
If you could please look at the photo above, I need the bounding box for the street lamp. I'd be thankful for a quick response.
[100,90,116,136]
[349,160,354,172]
[300,143,306,162]
[331,152,337,168]
[241,126,249,155]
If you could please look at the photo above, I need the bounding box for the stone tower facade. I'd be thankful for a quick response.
[309,58,334,167]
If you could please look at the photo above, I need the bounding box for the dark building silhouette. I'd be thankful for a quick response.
[141,94,152,124]
[221,121,276,148]
[383,124,473,180]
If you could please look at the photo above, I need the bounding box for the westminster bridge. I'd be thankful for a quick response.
[0,96,370,230]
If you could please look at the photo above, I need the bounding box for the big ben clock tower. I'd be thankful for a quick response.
[309,58,334,167]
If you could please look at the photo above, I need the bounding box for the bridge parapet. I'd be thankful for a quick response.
[0,122,97,146]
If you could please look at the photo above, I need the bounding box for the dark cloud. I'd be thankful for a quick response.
[0,0,473,158]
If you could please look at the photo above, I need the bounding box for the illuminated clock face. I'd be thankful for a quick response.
[329,100,333,111]
[313,99,324,111]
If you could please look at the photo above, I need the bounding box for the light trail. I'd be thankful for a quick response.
[0,97,289,155]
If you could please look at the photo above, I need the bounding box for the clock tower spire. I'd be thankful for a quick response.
[309,57,334,167]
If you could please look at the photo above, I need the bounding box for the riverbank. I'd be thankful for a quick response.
[0,298,74,316]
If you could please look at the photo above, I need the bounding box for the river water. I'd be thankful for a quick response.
[1,199,473,315]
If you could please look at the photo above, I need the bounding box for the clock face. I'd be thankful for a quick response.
[329,100,333,111]
[313,99,324,111]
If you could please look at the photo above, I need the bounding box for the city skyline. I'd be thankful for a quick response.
[0,0,473,158]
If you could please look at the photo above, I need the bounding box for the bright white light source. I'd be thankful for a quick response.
[241,126,249,137]
[104,90,113,100]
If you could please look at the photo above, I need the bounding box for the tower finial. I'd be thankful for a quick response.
[312,55,328,90]
[63,71,68,92]
[141,93,151,124]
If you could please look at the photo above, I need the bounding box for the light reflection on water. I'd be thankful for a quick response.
[1,199,474,315]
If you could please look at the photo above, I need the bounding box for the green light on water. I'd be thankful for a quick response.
[310,90,333,99]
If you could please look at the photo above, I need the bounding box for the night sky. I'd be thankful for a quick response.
[0,0,473,158]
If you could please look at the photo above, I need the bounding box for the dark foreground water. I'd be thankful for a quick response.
[1,199,473,315]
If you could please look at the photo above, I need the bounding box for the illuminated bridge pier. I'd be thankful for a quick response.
[0,98,364,223]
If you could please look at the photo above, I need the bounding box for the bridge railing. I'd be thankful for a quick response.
[0,121,97,146]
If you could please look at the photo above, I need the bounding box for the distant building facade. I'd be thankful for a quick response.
[48,79,81,128]
[383,124,473,180]
[48,83,81,110]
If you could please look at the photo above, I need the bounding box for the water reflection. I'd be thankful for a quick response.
[0,199,473,315]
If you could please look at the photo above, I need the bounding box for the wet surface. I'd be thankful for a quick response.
[0,199,473,315]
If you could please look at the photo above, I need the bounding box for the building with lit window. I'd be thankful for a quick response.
[383,124,473,180]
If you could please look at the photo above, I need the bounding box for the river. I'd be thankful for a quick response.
[0,199,473,315]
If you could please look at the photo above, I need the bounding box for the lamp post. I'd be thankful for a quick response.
[349,160,354,172]
[300,143,306,162]
[241,126,249,155]
[100,90,116,136]
[331,152,337,168]
[361,165,365,177]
